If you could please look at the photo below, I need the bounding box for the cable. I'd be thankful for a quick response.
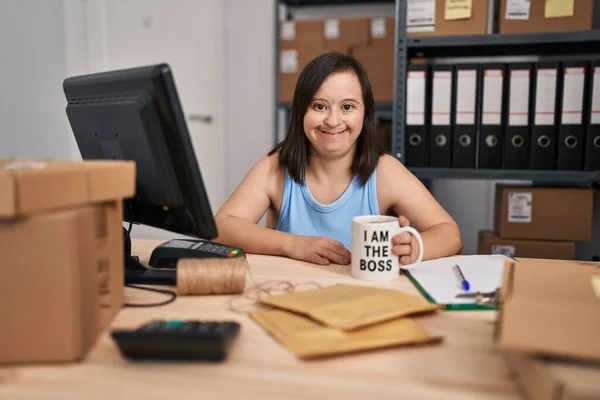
[124,284,178,308]
[127,220,133,237]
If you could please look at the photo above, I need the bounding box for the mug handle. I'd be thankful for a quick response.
[398,226,424,270]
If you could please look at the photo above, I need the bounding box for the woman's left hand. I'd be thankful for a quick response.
[391,215,417,265]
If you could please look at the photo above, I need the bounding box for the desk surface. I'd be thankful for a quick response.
[0,239,520,400]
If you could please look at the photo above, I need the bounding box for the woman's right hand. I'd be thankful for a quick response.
[284,235,351,265]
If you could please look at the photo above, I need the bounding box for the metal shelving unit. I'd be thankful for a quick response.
[406,30,600,57]
[409,168,594,184]
[392,1,600,181]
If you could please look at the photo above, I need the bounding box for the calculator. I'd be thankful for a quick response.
[111,320,240,361]
[149,239,245,268]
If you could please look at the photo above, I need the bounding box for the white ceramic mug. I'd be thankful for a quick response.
[351,215,424,281]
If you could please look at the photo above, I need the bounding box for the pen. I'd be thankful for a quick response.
[453,264,470,291]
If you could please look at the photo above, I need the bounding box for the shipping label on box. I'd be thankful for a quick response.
[408,0,436,32]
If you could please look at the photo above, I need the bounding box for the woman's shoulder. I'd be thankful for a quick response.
[250,151,284,177]
[376,154,408,177]
[252,151,286,195]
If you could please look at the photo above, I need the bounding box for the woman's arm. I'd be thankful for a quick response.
[377,155,463,262]
[214,154,293,256]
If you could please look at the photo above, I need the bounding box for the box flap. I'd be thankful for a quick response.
[511,258,599,302]
[82,161,136,202]
[497,258,600,362]
[0,159,135,219]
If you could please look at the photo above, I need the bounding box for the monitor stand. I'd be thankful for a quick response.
[123,227,176,286]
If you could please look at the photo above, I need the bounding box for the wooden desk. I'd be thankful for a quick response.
[0,239,520,400]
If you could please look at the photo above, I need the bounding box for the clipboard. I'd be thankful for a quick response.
[401,255,507,311]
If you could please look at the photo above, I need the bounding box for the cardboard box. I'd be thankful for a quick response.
[495,258,600,363]
[0,158,136,219]
[504,353,600,400]
[499,0,597,34]
[0,159,135,364]
[279,20,325,103]
[494,185,594,241]
[408,0,490,37]
[323,18,370,51]
[478,230,576,260]
[354,17,395,102]
[278,18,371,103]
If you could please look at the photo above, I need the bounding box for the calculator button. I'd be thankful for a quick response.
[194,323,211,334]
[214,323,233,335]
[137,320,166,332]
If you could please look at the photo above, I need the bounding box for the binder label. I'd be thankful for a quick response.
[506,0,531,20]
[592,67,600,125]
[483,70,503,125]
[535,68,557,126]
[508,192,532,223]
[432,71,452,126]
[407,0,435,32]
[407,71,426,126]
[509,69,530,126]
[561,67,585,125]
[456,69,476,125]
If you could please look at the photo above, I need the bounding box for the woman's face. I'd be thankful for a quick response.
[303,71,364,158]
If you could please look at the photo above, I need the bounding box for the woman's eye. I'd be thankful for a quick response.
[342,104,354,111]
[313,103,326,111]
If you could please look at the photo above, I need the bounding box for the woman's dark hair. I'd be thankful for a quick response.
[269,52,383,186]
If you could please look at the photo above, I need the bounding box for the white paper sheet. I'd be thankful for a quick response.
[405,255,507,305]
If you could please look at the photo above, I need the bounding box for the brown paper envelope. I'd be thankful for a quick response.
[251,309,442,359]
[259,284,440,330]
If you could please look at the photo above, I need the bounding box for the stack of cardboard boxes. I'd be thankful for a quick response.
[0,159,135,364]
[478,184,595,260]
[279,17,394,103]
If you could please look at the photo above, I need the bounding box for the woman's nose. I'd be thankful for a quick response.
[324,109,342,127]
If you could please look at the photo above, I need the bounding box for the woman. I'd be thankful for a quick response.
[215,52,462,266]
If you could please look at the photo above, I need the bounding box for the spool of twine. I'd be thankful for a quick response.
[176,256,248,295]
[175,255,322,313]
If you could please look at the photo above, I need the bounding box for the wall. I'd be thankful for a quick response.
[224,0,276,200]
[0,0,76,160]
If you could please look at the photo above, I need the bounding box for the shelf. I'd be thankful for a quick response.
[278,102,394,112]
[280,0,393,6]
[407,30,600,57]
[409,167,594,185]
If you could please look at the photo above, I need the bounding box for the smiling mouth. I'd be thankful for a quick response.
[319,129,347,136]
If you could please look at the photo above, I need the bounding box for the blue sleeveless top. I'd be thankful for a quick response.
[275,169,380,249]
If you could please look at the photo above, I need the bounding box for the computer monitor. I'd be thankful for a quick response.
[63,63,238,285]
